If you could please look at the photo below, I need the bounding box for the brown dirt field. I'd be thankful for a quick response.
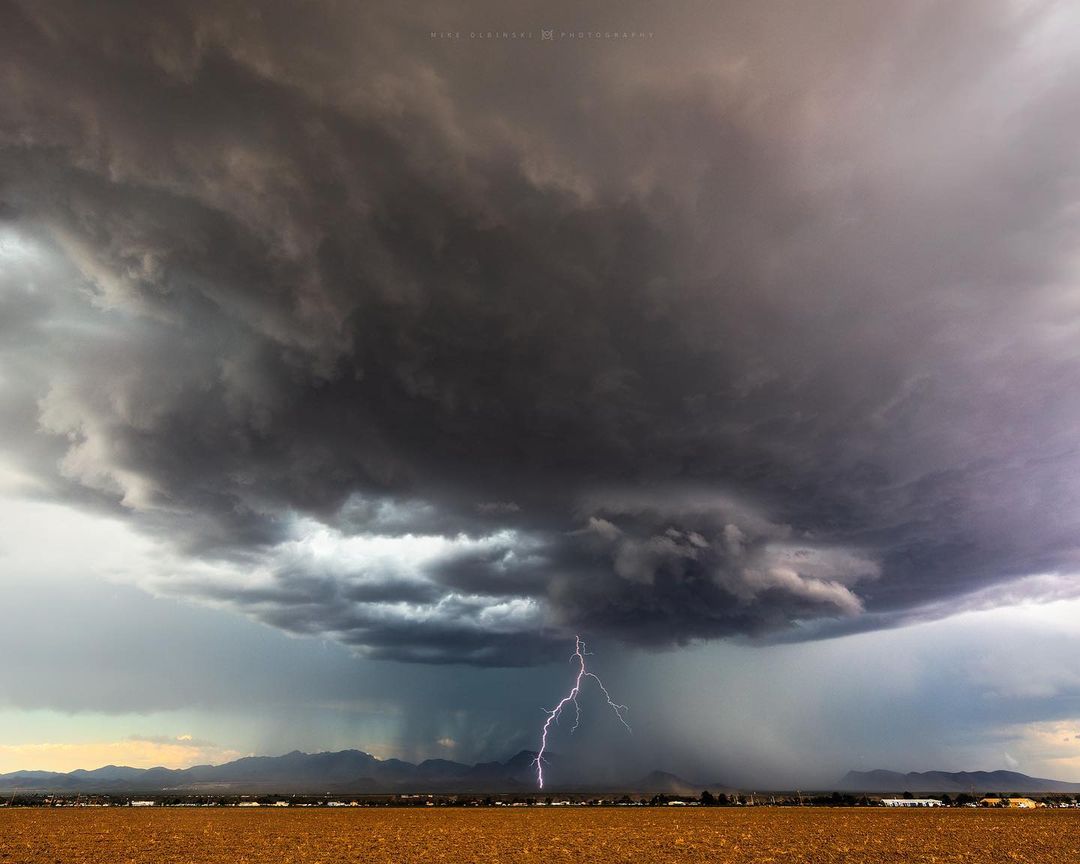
[1,807,1078,863]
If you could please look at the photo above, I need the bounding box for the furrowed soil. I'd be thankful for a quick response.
[2,807,1077,863]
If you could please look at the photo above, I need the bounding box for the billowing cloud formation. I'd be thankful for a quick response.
[2,0,1080,663]
[555,490,881,643]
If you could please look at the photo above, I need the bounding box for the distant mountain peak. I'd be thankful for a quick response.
[633,770,701,796]
[840,768,1080,793]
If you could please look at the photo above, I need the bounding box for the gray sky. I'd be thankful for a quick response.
[2,0,1080,785]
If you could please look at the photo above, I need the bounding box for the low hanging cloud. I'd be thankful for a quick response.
[551,490,882,645]
[2,0,1080,664]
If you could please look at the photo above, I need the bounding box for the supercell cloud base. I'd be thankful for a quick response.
[1,0,1080,782]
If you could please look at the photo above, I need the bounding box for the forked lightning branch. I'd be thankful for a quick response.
[533,636,631,789]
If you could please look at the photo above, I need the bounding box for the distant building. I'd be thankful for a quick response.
[980,797,1039,808]
[130,801,156,807]
[881,798,942,807]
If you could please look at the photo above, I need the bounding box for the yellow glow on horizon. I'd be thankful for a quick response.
[994,720,1080,780]
[0,738,245,774]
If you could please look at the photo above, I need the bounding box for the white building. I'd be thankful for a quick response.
[881,798,942,807]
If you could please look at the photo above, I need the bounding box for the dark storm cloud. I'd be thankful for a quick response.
[2,0,1080,663]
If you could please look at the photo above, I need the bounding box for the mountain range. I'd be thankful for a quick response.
[0,749,720,795]
[6,750,1078,796]
[838,769,1080,794]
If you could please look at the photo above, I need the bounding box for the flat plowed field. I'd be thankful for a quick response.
[2,807,1077,863]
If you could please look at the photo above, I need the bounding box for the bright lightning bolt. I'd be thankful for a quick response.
[533,635,630,789]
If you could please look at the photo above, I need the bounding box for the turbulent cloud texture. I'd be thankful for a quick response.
[3,0,1080,663]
